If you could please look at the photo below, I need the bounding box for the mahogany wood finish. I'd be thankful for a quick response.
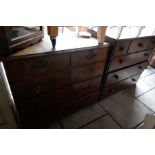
[2,40,109,128]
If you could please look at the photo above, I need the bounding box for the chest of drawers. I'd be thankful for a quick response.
[100,36,155,99]
[2,45,109,128]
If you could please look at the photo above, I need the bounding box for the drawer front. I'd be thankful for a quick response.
[69,91,98,112]
[71,47,108,67]
[3,53,70,79]
[128,38,151,53]
[16,77,101,117]
[16,86,73,117]
[109,49,153,72]
[71,76,101,99]
[22,91,99,128]
[149,37,155,49]
[105,61,148,87]
[101,74,141,99]
[114,40,131,56]
[71,62,105,84]
[10,70,71,100]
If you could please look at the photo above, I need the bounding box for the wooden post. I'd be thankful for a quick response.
[97,26,107,44]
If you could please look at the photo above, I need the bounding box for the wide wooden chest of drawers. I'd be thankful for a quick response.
[2,44,110,128]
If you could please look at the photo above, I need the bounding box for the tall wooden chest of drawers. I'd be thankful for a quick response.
[2,41,110,128]
[100,36,155,99]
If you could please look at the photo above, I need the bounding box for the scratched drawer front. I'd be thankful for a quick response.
[71,47,108,67]
[71,62,104,84]
[109,49,153,72]
[105,62,148,87]
[16,77,101,117]
[101,74,141,99]
[10,70,71,100]
[3,53,70,79]
[128,38,151,53]
[22,91,99,128]
[114,40,131,56]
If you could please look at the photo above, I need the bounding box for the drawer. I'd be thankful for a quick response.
[148,37,155,49]
[10,70,71,100]
[105,61,148,87]
[71,76,101,98]
[128,38,151,53]
[69,91,99,112]
[71,47,108,67]
[101,74,141,99]
[114,40,131,56]
[16,77,101,117]
[21,91,99,128]
[109,49,153,72]
[71,62,105,84]
[3,53,70,79]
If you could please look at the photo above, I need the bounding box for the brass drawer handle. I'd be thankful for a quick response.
[144,53,148,56]
[138,43,143,47]
[138,65,143,69]
[132,78,136,82]
[89,49,94,52]
[113,74,119,79]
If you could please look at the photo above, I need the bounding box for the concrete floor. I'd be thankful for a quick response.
[47,66,155,129]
